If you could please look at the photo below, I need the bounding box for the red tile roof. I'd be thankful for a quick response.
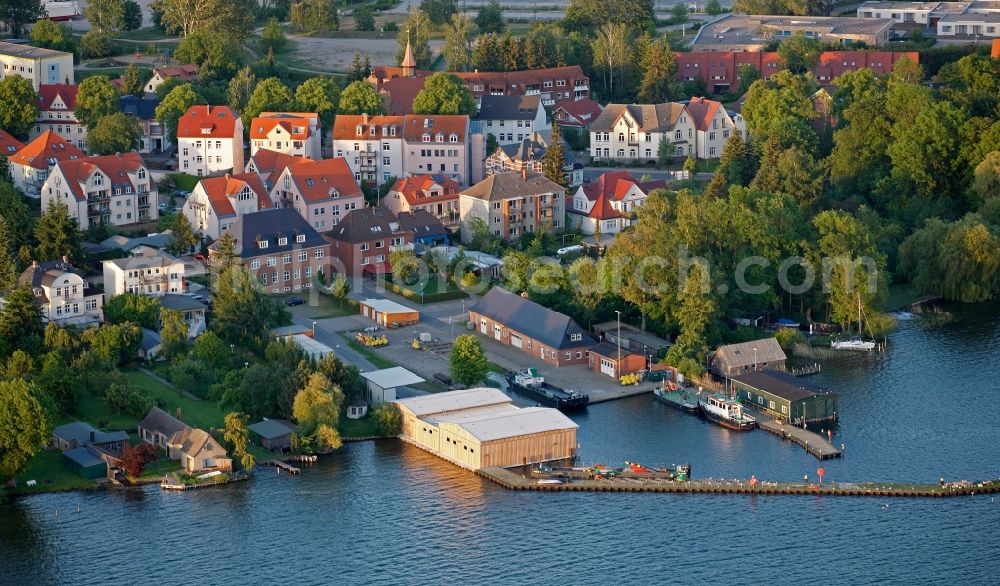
[553,98,604,127]
[369,65,590,98]
[249,112,317,140]
[685,96,722,132]
[389,173,460,206]
[331,114,404,141]
[401,115,468,142]
[248,148,311,179]
[196,173,270,217]
[154,64,199,81]
[282,157,362,202]
[586,190,625,220]
[581,171,667,203]
[0,130,24,156]
[379,76,427,115]
[675,50,920,87]
[176,105,240,139]
[10,130,84,170]
[54,152,147,201]
[37,84,78,111]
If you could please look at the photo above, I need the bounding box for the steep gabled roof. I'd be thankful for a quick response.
[589,103,690,134]
[153,64,199,81]
[176,105,239,139]
[477,94,542,121]
[120,95,161,120]
[461,171,564,202]
[54,152,148,201]
[379,76,427,115]
[36,83,78,111]
[195,173,270,217]
[324,206,405,244]
[469,287,595,350]
[212,208,327,260]
[138,407,189,439]
[281,157,362,203]
[0,130,24,156]
[553,98,604,125]
[712,338,786,369]
[388,173,460,206]
[246,148,310,178]
[9,130,84,170]
[332,114,405,141]
[396,208,448,237]
[685,96,722,131]
[250,112,317,140]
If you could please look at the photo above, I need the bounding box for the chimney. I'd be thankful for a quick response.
[362,112,369,125]
[32,260,38,268]
[521,167,528,180]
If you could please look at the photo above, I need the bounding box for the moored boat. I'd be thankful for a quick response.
[699,394,756,431]
[505,368,589,411]
[654,384,699,413]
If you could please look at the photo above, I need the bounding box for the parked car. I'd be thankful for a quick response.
[285,297,306,306]
[158,203,168,211]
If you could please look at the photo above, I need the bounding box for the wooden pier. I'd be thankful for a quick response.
[261,460,301,474]
[757,419,843,459]
[161,471,251,490]
[477,468,1000,498]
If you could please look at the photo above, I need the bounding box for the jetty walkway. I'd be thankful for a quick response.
[478,468,1000,498]
[758,420,843,459]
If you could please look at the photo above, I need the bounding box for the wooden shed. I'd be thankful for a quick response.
[732,370,839,425]
[708,338,787,378]
[393,388,578,470]
[248,419,298,451]
[360,298,419,328]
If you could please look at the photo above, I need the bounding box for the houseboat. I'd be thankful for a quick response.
[505,369,589,411]
[699,394,756,431]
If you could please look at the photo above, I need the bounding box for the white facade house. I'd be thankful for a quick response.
[9,130,84,198]
[856,1,939,23]
[143,64,198,96]
[176,105,244,177]
[14,259,102,326]
[331,114,406,185]
[249,112,322,160]
[41,152,158,231]
[0,40,73,90]
[183,173,272,241]
[589,103,698,162]
[268,157,364,231]
[567,171,666,236]
[102,249,187,298]
[31,84,86,149]
[937,12,1000,37]
[477,95,549,146]
[685,97,746,159]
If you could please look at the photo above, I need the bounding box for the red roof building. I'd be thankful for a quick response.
[184,172,271,240]
[32,84,85,149]
[269,157,364,232]
[176,105,244,176]
[244,148,311,188]
[144,64,199,95]
[0,130,24,158]
[384,174,461,228]
[249,112,321,160]
[568,171,666,236]
[41,152,158,230]
[10,130,84,196]
[552,98,605,128]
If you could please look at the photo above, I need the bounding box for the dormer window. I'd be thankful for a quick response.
[571,333,582,342]
[449,133,458,143]
[278,237,287,246]
[259,240,269,249]
[424,118,432,128]
[370,126,376,135]
[201,128,211,134]
[422,133,430,142]
[356,125,364,135]
[389,126,397,136]
[305,178,315,187]
[435,133,444,142]
[296,234,305,243]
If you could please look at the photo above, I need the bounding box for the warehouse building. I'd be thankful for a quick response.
[393,388,578,470]
[732,370,839,425]
[361,366,425,405]
[359,298,419,328]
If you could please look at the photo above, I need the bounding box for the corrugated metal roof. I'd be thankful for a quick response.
[442,406,578,442]
[361,366,425,389]
[394,387,511,417]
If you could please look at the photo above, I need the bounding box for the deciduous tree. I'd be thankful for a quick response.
[122,0,143,30]
[159,307,189,358]
[292,372,344,434]
[0,76,38,139]
[242,77,293,128]
[0,286,43,361]
[337,81,385,115]
[166,213,198,255]
[0,216,16,291]
[777,31,821,74]
[450,334,488,386]
[0,379,51,482]
[156,83,205,142]
[442,13,476,72]
[30,19,74,51]
[84,0,125,34]
[412,73,476,116]
[104,293,161,329]
[75,75,120,130]
[295,76,340,130]
[0,0,45,37]
[638,38,677,104]
[474,0,504,34]
[118,64,145,96]
[213,265,289,349]
[119,442,158,479]
[223,412,255,469]
[87,113,143,155]
[396,10,433,69]
[374,403,401,435]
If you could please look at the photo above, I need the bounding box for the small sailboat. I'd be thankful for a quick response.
[831,294,877,352]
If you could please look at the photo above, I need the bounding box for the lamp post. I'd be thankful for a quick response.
[312,321,317,338]
[615,310,622,379]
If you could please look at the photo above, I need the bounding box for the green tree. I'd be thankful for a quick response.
[223,412,255,470]
[591,22,633,99]
[152,0,255,39]
[973,151,1000,204]
[174,32,240,73]
[899,215,1000,303]
[211,232,239,272]
[192,330,229,368]
[657,136,675,166]
[119,64,145,97]
[374,403,401,435]
[450,334,488,386]
[389,249,420,284]
[30,19,74,51]
[295,76,340,130]
[412,73,476,116]
[5,350,35,380]
[471,33,502,71]
[159,307,189,358]
[338,81,385,115]
[485,133,499,157]
[420,0,455,25]
[35,200,82,261]
[669,3,688,23]
[354,6,375,31]
[213,265,289,349]
[638,38,677,104]
[80,31,112,58]
[522,25,556,70]
[665,260,715,370]
[226,67,257,117]
[261,17,287,54]
[75,75,120,130]
[0,76,38,139]
[292,372,344,433]
[0,286,43,357]
[541,122,569,188]
[84,322,143,366]
[122,0,143,30]
[736,63,760,95]
[887,98,967,202]
[811,210,886,328]
[104,293,161,329]
[475,0,505,34]
[242,77,293,128]
[935,54,1000,118]
[156,82,206,144]
[442,13,477,72]
[0,379,51,482]
[683,156,697,174]
[705,0,724,15]
[777,31,821,74]
[500,33,523,72]
[0,0,45,37]
[87,112,142,155]
[0,216,17,291]
[289,0,338,33]
[740,70,818,153]
[166,213,198,256]
[35,352,77,411]
[565,0,655,33]
[396,10,433,69]
[85,0,125,34]
[327,273,350,307]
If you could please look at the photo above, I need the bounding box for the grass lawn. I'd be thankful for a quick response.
[136,458,181,481]
[116,27,176,41]
[284,293,358,320]
[339,412,382,438]
[11,450,97,495]
[167,173,200,193]
[124,369,226,430]
[345,336,397,369]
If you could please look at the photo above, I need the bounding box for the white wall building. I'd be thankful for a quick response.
[14,259,102,326]
[176,105,244,177]
[685,97,746,159]
[589,103,698,162]
[42,152,158,231]
[0,40,73,90]
[102,249,187,298]
[249,112,322,160]
[31,84,86,149]
[184,173,272,241]
[9,130,84,197]
[477,95,549,146]
[332,114,405,185]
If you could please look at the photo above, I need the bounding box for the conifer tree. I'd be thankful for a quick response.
[34,200,81,261]
[541,122,569,188]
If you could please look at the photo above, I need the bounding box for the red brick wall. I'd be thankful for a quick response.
[469,311,589,367]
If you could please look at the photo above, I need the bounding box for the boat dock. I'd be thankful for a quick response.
[477,467,1000,498]
[758,419,843,459]
[261,460,301,474]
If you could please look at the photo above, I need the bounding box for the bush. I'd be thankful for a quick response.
[374,403,401,435]
[383,21,398,32]
[774,328,806,350]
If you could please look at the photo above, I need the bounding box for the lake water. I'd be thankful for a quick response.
[2,304,999,585]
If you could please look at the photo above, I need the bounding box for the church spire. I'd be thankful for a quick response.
[401,29,416,76]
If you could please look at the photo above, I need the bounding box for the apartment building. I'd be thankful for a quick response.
[0,130,24,158]
[249,112,321,159]
[685,97,745,159]
[269,157,364,232]
[14,259,102,326]
[589,103,697,162]
[332,113,405,185]
[324,206,413,277]
[102,248,187,297]
[552,98,604,129]
[567,171,666,236]
[459,170,565,243]
[485,133,583,187]
[176,105,244,177]
[476,95,548,146]
[120,96,166,153]
[9,130,84,197]
[184,172,271,241]
[691,15,894,51]
[210,208,331,294]
[42,152,158,231]
[31,84,85,149]
[0,40,74,90]
[384,174,461,229]
[244,148,308,188]
[401,114,474,186]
